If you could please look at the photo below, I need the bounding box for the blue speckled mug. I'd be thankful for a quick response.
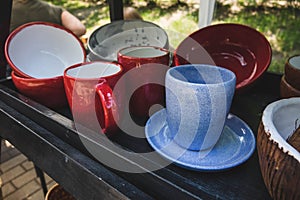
[165,64,236,151]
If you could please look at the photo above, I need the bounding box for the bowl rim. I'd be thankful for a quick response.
[262,97,300,161]
[63,61,123,81]
[11,70,63,81]
[286,54,300,72]
[5,21,86,79]
[174,23,272,90]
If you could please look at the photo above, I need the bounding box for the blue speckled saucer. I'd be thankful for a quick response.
[145,109,256,172]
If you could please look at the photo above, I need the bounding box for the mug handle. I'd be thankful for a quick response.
[95,81,119,134]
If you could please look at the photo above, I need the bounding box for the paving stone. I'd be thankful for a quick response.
[44,173,54,184]
[1,154,27,172]
[1,144,21,164]
[0,140,56,200]
[1,165,25,184]
[12,168,37,188]
[35,177,56,190]
[4,180,41,200]
[21,161,34,171]
[26,189,44,200]
[1,182,16,198]
[7,148,22,159]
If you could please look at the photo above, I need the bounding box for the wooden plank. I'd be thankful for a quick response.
[0,99,153,200]
[0,72,279,199]
[0,0,13,78]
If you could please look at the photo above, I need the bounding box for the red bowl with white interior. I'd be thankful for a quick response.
[5,21,86,79]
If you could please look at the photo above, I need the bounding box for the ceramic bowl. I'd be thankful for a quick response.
[280,75,300,98]
[11,71,67,108]
[174,23,272,91]
[257,97,300,200]
[5,22,86,79]
[285,55,300,90]
[87,20,169,62]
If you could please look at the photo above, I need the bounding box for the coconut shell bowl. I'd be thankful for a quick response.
[257,97,300,200]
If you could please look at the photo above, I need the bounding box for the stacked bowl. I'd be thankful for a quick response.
[280,55,300,98]
[5,22,86,108]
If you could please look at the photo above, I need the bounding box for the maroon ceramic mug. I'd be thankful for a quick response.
[63,61,124,134]
[117,46,170,118]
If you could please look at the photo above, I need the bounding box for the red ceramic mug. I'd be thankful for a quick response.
[117,46,171,118]
[63,61,124,134]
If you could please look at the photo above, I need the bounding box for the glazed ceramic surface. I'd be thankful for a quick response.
[285,55,300,90]
[87,20,169,62]
[145,109,255,171]
[174,23,271,90]
[165,64,236,151]
[257,98,300,200]
[63,62,123,134]
[11,71,67,108]
[117,46,170,117]
[5,22,86,78]
[280,75,300,98]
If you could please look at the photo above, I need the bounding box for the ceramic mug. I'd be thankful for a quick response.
[165,64,236,151]
[117,46,170,118]
[63,61,123,134]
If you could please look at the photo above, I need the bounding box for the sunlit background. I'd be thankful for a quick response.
[46,0,300,74]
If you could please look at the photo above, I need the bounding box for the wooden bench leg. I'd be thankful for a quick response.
[0,138,3,200]
[35,166,48,196]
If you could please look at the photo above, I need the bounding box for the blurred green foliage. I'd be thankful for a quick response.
[45,0,300,73]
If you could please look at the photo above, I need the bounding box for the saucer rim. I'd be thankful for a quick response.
[145,109,256,172]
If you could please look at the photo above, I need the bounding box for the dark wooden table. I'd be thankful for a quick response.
[0,1,279,199]
[0,71,281,199]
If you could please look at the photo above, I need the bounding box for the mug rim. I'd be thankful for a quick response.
[287,54,300,70]
[167,64,236,86]
[118,45,170,60]
[64,61,123,81]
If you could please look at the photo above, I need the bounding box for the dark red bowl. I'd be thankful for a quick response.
[174,23,272,91]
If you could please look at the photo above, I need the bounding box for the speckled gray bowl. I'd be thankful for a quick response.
[87,20,169,62]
